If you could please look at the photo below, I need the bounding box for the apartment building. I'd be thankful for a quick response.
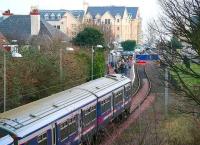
[40,10,84,39]
[84,6,141,43]
[40,3,141,43]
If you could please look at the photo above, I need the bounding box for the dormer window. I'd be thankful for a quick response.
[128,14,132,19]
[57,14,61,20]
[44,13,49,20]
[51,13,55,20]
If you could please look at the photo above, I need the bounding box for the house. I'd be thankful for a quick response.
[0,8,69,45]
[40,10,84,39]
[84,5,141,43]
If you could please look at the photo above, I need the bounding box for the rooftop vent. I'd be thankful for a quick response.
[30,113,37,118]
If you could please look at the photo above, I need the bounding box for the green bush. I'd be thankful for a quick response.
[121,40,136,51]
[73,27,105,47]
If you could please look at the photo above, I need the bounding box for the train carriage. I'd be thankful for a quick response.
[78,74,132,129]
[0,88,97,145]
[0,74,132,145]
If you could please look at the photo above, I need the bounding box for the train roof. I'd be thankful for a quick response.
[78,74,131,97]
[0,75,131,138]
[0,88,96,138]
[0,135,14,145]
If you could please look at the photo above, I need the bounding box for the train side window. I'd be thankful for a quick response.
[38,132,47,145]
[125,85,131,98]
[83,105,96,127]
[101,97,111,113]
[114,90,123,105]
[60,116,77,142]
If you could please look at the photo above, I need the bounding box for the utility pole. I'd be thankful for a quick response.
[91,46,94,80]
[3,51,6,112]
[60,48,63,90]
[164,67,169,117]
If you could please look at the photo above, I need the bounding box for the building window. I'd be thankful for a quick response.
[97,19,101,23]
[117,19,120,23]
[57,14,61,20]
[51,13,55,20]
[105,19,111,24]
[44,13,49,20]
[117,27,120,31]
[57,25,60,29]
[72,24,76,28]
[108,19,111,24]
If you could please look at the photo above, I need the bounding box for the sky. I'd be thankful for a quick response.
[0,0,161,31]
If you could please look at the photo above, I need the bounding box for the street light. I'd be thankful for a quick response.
[2,43,22,112]
[59,40,74,90]
[91,44,103,80]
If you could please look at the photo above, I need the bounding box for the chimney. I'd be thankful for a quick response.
[30,6,40,36]
[83,1,89,14]
[2,10,13,20]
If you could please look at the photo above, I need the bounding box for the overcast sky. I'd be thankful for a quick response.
[0,0,160,31]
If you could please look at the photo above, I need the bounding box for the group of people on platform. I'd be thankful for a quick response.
[110,56,133,76]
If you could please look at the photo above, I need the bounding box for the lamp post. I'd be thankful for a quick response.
[2,43,22,112]
[59,40,74,90]
[3,49,6,112]
[91,45,103,80]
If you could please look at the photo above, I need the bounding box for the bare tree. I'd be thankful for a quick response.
[150,0,200,114]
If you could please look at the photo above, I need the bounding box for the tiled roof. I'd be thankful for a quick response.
[0,15,69,43]
[40,10,67,21]
[0,17,3,22]
[86,6,138,19]
[126,7,138,19]
[69,10,85,21]
[40,10,84,21]
[86,6,125,18]
[0,15,31,43]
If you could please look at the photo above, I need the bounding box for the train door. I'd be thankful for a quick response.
[77,109,82,144]
[51,124,56,145]
[111,93,114,119]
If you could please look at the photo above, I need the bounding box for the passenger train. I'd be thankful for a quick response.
[0,74,132,145]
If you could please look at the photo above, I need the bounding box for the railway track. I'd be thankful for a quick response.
[99,63,153,145]
[130,64,152,113]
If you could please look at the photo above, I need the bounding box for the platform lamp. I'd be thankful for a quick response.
[2,40,22,112]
